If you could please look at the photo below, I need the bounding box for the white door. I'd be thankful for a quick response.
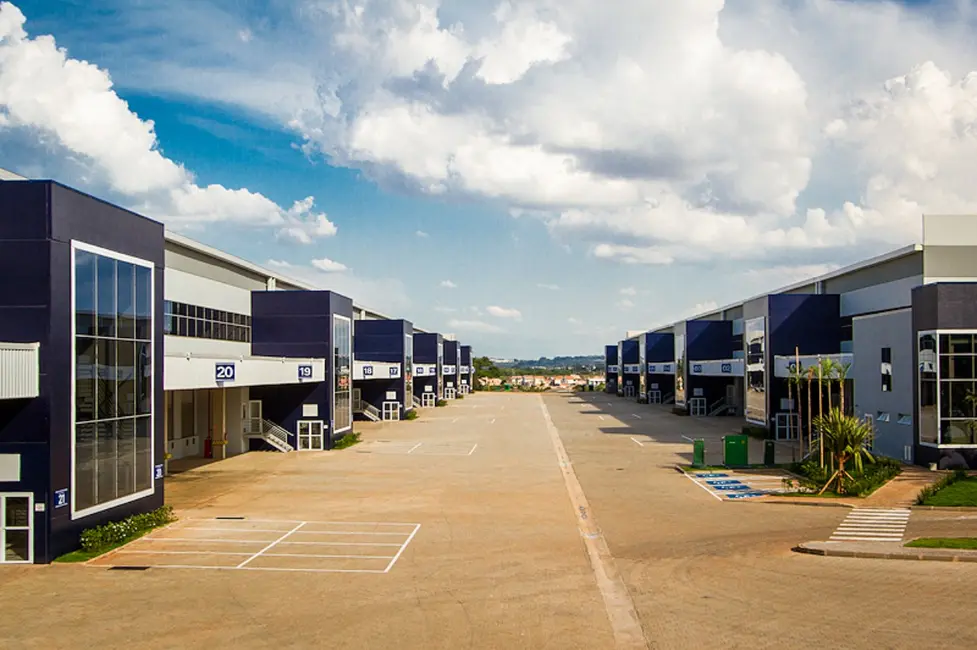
[445,387,456,400]
[1,493,33,564]
[775,413,799,440]
[649,390,662,404]
[624,385,635,398]
[382,402,401,421]
[243,400,262,435]
[422,393,436,408]
[297,420,325,451]
[690,397,707,416]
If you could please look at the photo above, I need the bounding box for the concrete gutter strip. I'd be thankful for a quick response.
[794,541,977,563]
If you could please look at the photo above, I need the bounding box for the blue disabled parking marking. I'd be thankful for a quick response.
[706,480,740,486]
[694,473,728,478]
[726,492,768,499]
[712,484,750,491]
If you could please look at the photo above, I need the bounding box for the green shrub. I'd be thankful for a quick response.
[436,399,448,407]
[457,394,465,400]
[333,432,361,449]
[79,505,175,554]
[917,468,969,504]
[790,456,902,496]
[405,410,419,420]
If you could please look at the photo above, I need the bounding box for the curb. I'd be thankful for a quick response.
[792,544,977,563]
[910,505,977,512]
[740,499,854,509]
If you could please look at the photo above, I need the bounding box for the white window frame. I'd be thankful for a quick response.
[918,329,977,449]
[70,240,156,521]
[648,390,662,404]
[444,386,457,400]
[689,397,707,417]
[0,492,34,564]
[382,402,401,421]
[421,393,436,408]
[297,420,325,451]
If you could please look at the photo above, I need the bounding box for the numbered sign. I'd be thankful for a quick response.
[364,365,374,376]
[721,363,732,374]
[154,464,164,480]
[416,366,425,375]
[298,364,313,379]
[215,362,236,382]
[692,364,702,374]
[54,488,68,509]
[389,366,400,378]
[663,364,671,372]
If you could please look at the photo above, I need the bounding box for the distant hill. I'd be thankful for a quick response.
[500,355,603,369]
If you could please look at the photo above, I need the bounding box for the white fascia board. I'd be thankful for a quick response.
[164,354,325,391]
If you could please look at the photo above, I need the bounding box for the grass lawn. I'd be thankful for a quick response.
[920,477,977,506]
[906,538,977,550]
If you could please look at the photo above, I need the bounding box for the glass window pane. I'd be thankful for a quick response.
[135,265,152,340]
[117,341,136,417]
[4,530,30,562]
[96,421,118,505]
[137,342,152,415]
[116,419,136,496]
[187,318,196,338]
[920,380,938,444]
[76,423,97,511]
[940,355,951,379]
[135,416,152,492]
[4,496,29,527]
[941,420,977,445]
[176,316,187,337]
[75,249,97,336]
[164,314,173,335]
[76,337,97,422]
[939,334,950,354]
[948,334,974,354]
[96,255,117,337]
[96,339,117,419]
[952,355,976,381]
[117,262,136,339]
[176,302,187,317]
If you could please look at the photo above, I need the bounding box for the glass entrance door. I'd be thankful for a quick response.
[297,420,324,451]
[382,402,401,421]
[422,392,436,407]
[1,493,32,564]
[243,400,262,435]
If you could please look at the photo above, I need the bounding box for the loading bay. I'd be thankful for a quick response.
[2,392,977,650]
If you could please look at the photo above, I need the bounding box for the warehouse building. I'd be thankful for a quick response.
[353,319,414,421]
[459,345,475,395]
[413,332,443,407]
[605,215,977,469]
[0,175,446,563]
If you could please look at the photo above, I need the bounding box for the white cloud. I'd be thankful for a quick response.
[440,280,458,288]
[447,318,504,334]
[618,299,634,310]
[567,317,581,324]
[537,283,560,290]
[275,197,338,244]
[237,28,253,43]
[415,230,430,238]
[310,257,348,273]
[0,3,326,234]
[619,287,637,296]
[487,305,522,320]
[434,306,457,313]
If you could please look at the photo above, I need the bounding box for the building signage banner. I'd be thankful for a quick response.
[460,365,470,374]
[772,353,853,378]
[647,363,675,375]
[606,365,620,373]
[354,360,401,381]
[54,488,68,509]
[443,365,457,375]
[688,359,744,377]
[623,364,642,374]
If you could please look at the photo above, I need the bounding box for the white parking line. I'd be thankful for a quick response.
[632,414,641,419]
[598,415,605,421]
[490,418,496,424]
[237,521,306,568]
[630,437,644,447]
[468,444,478,456]
[681,472,723,502]
[452,418,459,423]
[407,442,423,454]
[383,524,421,573]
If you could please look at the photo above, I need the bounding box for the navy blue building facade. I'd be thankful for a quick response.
[0,181,165,563]
[353,319,414,418]
[459,345,474,394]
[620,339,641,398]
[604,345,618,394]
[645,332,675,404]
[442,340,461,398]
[684,320,736,415]
[249,290,354,448]
[413,333,443,405]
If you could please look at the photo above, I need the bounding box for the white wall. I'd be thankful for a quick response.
[840,275,920,317]
[165,355,325,390]
[164,267,252,314]
[165,337,251,359]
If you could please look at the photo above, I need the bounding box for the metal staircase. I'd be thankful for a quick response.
[243,418,294,452]
[709,398,730,416]
[413,395,422,409]
[354,399,381,422]
[664,393,675,405]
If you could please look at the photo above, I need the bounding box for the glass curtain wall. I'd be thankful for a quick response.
[639,338,647,398]
[674,335,686,406]
[405,334,414,406]
[745,317,766,426]
[74,246,153,514]
[920,332,977,445]
[333,315,352,433]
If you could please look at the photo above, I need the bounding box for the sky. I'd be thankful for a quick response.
[2,0,977,358]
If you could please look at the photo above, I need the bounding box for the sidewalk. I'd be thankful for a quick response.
[795,540,977,563]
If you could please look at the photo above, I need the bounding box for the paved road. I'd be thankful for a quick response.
[2,391,976,649]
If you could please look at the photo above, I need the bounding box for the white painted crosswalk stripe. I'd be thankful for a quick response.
[828,508,911,542]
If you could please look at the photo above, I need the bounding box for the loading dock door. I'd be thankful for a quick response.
[1,493,32,563]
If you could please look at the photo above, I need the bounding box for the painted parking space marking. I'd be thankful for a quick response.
[828,508,911,542]
[357,440,478,456]
[92,518,420,574]
[685,471,794,501]
[630,437,645,447]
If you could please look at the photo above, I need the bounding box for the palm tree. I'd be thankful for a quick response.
[786,348,805,456]
[836,361,853,416]
[805,365,817,460]
[811,408,875,495]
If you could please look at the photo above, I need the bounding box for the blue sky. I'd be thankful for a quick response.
[2,0,975,357]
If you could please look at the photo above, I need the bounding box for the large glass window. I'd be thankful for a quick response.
[674,335,686,406]
[919,333,938,444]
[638,338,647,396]
[405,334,414,403]
[163,300,251,343]
[745,317,766,426]
[934,332,977,445]
[333,315,352,433]
[74,246,154,515]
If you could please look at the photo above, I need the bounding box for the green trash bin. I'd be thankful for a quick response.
[692,439,705,468]
[723,434,749,468]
